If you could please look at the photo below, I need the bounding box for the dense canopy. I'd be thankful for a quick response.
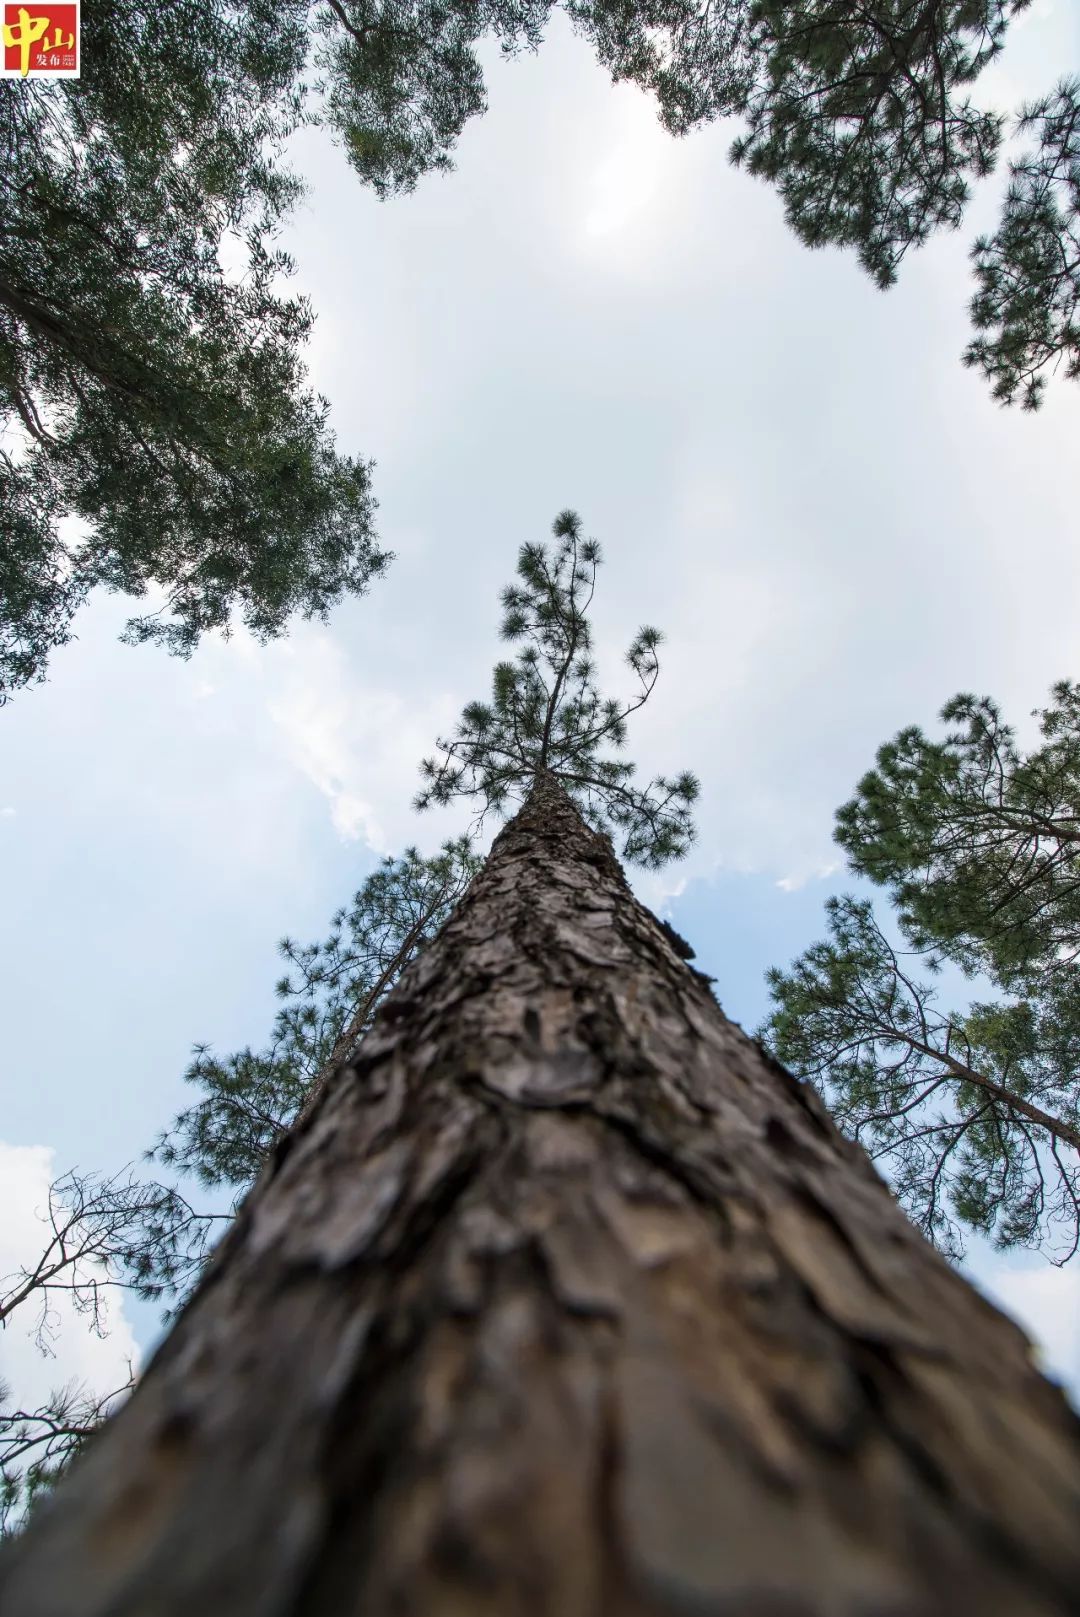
[0,0,387,703]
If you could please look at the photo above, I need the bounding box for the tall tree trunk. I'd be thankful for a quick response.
[4,777,1080,1616]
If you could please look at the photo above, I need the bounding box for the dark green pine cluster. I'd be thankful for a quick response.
[836,684,1080,984]
[762,683,1080,1263]
[315,0,551,197]
[0,0,387,703]
[965,80,1080,409]
[416,510,699,868]
[728,0,1009,289]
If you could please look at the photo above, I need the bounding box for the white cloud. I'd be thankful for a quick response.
[968,1256,1080,1405]
[256,626,466,855]
[0,806,15,818]
[775,861,841,894]
[637,869,689,917]
[0,1143,140,1415]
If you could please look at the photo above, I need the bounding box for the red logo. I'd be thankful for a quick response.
[2,3,79,78]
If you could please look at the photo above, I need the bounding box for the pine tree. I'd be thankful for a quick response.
[1,512,691,1497]
[155,510,696,1203]
[762,682,1080,1262]
[0,1169,222,1344]
[761,896,1080,1261]
[835,683,1080,988]
[0,0,387,703]
[416,509,699,867]
[4,525,1080,1609]
[4,773,1080,1612]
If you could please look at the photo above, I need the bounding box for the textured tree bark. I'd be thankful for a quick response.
[4,776,1080,1617]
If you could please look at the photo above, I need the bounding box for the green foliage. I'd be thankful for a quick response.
[729,1,1012,289]
[314,0,551,196]
[766,681,1080,1264]
[0,0,388,703]
[760,896,1080,1262]
[0,465,76,694]
[311,0,1077,404]
[416,510,699,867]
[155,839,479,1192]
[835,683,1080,988]
[566,0,757,133]
[1,1378,130,1540]
[965,79,1080,408]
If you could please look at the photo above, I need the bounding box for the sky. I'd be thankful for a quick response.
[2,0,1079,1435]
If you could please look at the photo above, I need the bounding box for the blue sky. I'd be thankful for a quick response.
[2,0,1079,1414]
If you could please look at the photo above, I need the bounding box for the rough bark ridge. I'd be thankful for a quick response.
[4,777,1080,1616]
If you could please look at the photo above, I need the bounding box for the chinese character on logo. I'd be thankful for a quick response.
[2,2,79,77]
